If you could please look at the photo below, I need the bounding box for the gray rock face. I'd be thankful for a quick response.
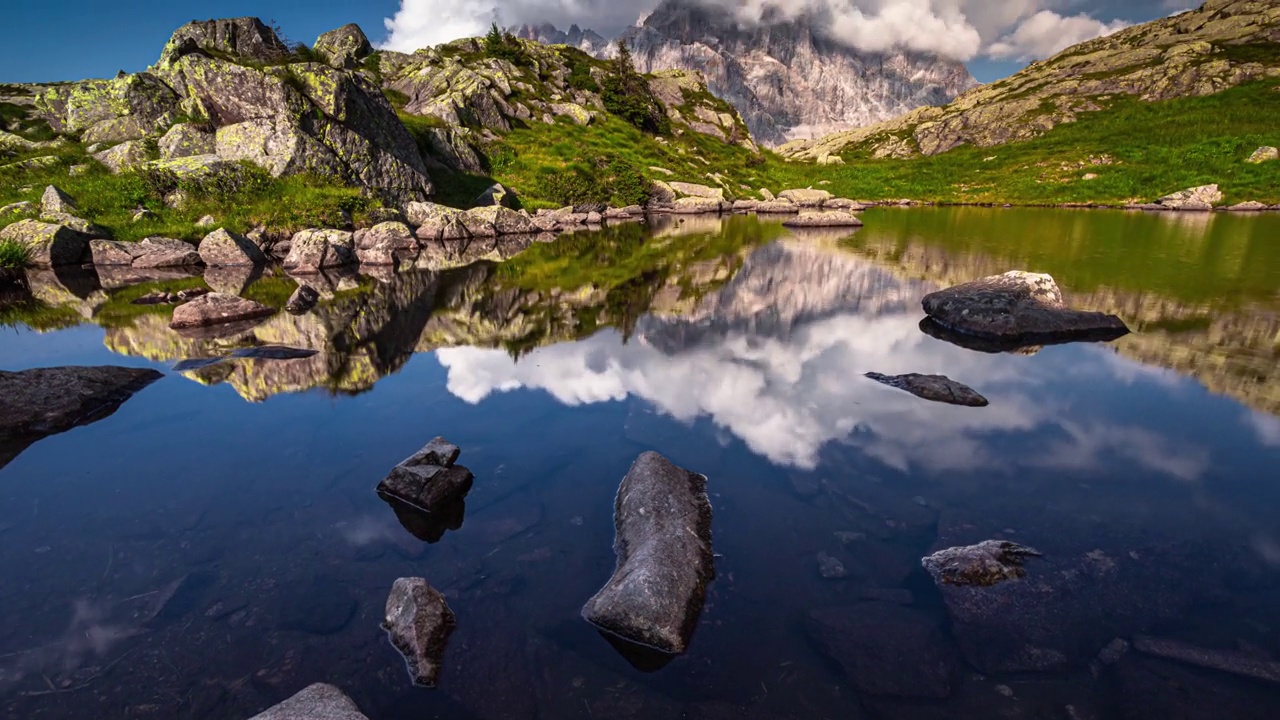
[582,452,714,655]
[382,577,456,687]
[354,221,417,252]
[159,17,289,66]
[921,271,1130,345]
[0,366,163,440]
[0,220,89,267]
[41,185,76,215]
[199,228,267,267]
[782,211,864,228]
[864,372,989,407]
[609,0,975,145]
[376,437,474,512]
[285,284,320,314]
[314,24,373,70]
[283,230,356,273]
[922,540,1043,587]
[88,239,135,266]
[808,602,958,699]
[247,683,369,720]
[158,122,216,159]
[170,292,275,329]
[131,237,203,268]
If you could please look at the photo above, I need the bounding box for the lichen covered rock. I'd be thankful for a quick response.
[199,227,267,267]
[0,220,89,267]
[315,24,374,70]
[283,229,356,273]
[158,122,216,159]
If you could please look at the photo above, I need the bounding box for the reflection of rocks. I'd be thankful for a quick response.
[381,495,466,544]
[285,284,319,314]
[582,452,714,655]
[382,577,456,687]
[376,438,474,513]
[922,540,1042,586]
[247,683,369,720]
[169,292,275,329]
[807,602,958,698]
[922,271,1130,346]
[865,372,989,407]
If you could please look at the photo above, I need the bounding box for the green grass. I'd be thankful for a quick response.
[775,79,1280,206]
[0,238,31,270]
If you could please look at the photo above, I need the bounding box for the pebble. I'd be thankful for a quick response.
[817,552,848,579]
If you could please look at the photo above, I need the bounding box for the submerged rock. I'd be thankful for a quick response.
[376,437,475,513]
[247,683,369,720]
[0,366,163,440]
[865,372,989,407]
[922,540,1042,586]
[778,188,832,207]
[383,577,456,687]
[582,452,715,655]
[808,602,958,699]
[169,292,275,329]
[1132,635,1280,685]
[921,271,1129,345]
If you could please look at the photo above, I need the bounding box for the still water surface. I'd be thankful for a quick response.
[1,209,1278,719]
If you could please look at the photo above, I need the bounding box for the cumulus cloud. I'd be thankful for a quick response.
[987,10,1130,61]
[380,0,1139,62]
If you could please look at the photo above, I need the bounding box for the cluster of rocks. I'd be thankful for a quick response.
[650,182,868,226]
[1123,183,1280,212]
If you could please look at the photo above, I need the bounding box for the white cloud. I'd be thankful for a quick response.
[379,0,1138,62]
[987,10,1130,61]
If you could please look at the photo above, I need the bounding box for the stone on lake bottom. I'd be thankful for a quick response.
[383,577,456,687]
[582,452,714,655]
[865,372,989,407]
[808,602,958,699]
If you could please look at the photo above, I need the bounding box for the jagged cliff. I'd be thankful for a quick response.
[782,0,1280,161]
[603,0,977,146]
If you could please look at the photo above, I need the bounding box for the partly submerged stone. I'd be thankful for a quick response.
[1157,184,1223,210]
[922,540,1043,587]
[283,229,355,273]
[1227,201,1269,212]
[782,210,864,228]
[807,602,958,699]
[669,182,724,200]
[169,292,274,329]
[582,452,714,655]
[1132,635,1280,685]
[376,437,474,513]
[668,196,725,215]
[131,237,203,269]
[921,271,1129,345]
[87,239,136,266]
[754,200,800,213]
[382,577,456,687]
[199,228,266,267]
[247,683,369,720]
[864,372,989,407]
[0,366,163,440]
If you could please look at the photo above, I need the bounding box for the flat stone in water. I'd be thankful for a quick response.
[922,540,1043,586]
[248,683,369,720]
[865,372,989,407]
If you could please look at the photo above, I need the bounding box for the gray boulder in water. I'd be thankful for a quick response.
[247,683,369,720]
[582,452,714,654]
[922,540,1042,587]
[382,577,456,686]
[921,271,1129,344]
[864,372,989,407]
[376,437,474,513]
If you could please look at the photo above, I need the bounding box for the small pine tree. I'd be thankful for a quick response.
[602,40,670,135]
[484,23,505,55]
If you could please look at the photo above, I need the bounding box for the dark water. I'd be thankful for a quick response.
[1,209,1278,719]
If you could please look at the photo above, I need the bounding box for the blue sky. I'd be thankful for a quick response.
[0,0,1192,85]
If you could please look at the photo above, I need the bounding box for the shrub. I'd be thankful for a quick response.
[483,24,530,67]
[601,41,669,135]
[0,238,32,270]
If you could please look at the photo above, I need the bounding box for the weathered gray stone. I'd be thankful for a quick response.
[199,228,266,267]
[669,182,724,200]
[131,237,203,268]
[1157,184,1223,209]
[778,188,832,207]
[922,271,1130,344]
[247,683,369,720]
[668,196,724,214]
[314,24,373,70]
[159,17,289,67]
[93,140,150,173]
[472,182,517,208]
[582,452,714,655]
[808,603,958,699]
[382,577,456,687]
[354,221,417,251]
[283,229,355,273]
[81,116,150,145]
[0,366,163,440]
[170,292,274,329]
[923,540,1043,587]
[731,199,759,212]
[755,200,800,213]
[464,206,537,236]
[1246,146,1278,164]
[88,239,136,266]
[0,220,88,267]
[376,437,474,512]
[158,123,216,159]
[1227,201,1269,212]
[864,372,989,407]
[38,212,110,239]
[1,201,34,217]
[782,210,864,228]
[41,185,76,215]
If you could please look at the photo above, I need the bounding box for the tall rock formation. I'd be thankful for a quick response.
[608,0,977,146]
[510,23,610,55]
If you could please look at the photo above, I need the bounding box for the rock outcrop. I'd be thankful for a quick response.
[1157,184,1225,210]
[169,292,275,329]
[382,577,456,687]
[864,372,989,407]
[921,271,1130,345]
[582,452,714,655]
[782,0,1280,160]
[376,437,475,513]
[315,24,373,70]
[0,366,163,441]
[602,0,976,146]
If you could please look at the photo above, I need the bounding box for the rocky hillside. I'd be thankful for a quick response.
[605,0,977,146]
[782,0,1280,161]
